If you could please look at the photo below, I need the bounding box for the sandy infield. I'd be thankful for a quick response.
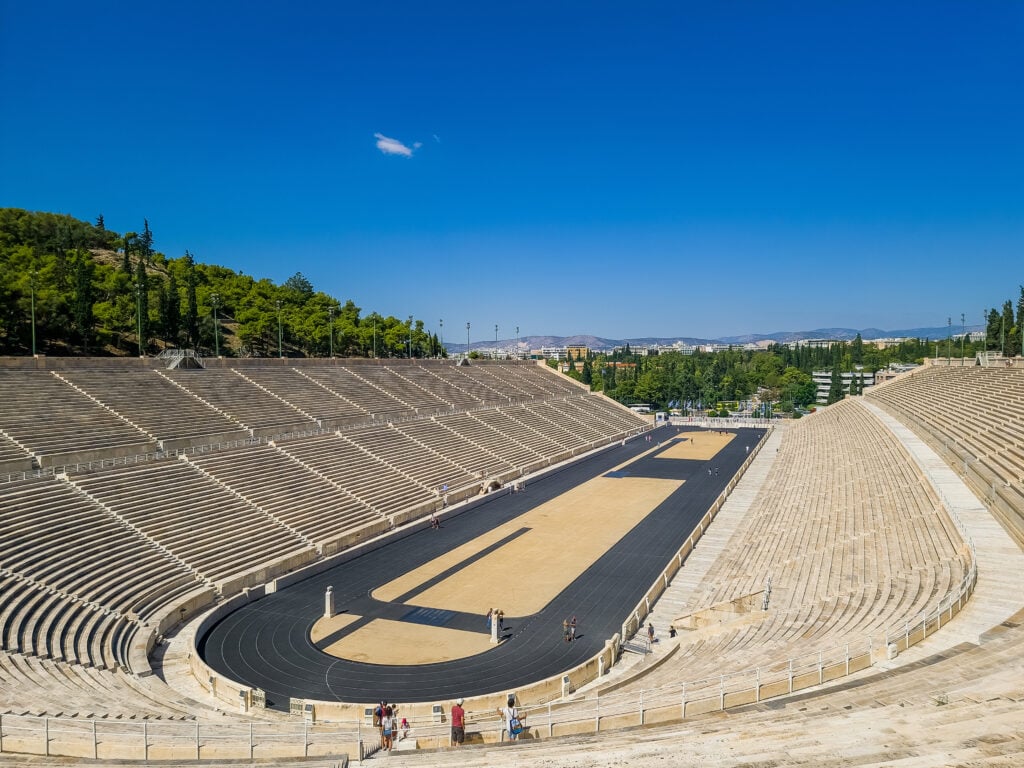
[659,431,734,461]
[373,475,682,616]
[314,616,493,664]
[316,435,735,664]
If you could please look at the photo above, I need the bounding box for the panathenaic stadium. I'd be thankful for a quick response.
[1,356,1023,768]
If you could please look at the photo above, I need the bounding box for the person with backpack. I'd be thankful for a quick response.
[498,694,524,741]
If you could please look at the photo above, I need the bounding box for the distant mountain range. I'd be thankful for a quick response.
[457,326,982,352]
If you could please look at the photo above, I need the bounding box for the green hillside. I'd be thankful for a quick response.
[0,208,440,358]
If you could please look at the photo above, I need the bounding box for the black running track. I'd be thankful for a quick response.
[198,425,766,709]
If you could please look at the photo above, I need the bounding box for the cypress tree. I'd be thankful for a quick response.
[139,219,154,264]
[160,272,182,345]
[121,233,134,274]
[71,251,95,352]
[184,251,199,348]
[134,258,150,352]
[827,362,844,404]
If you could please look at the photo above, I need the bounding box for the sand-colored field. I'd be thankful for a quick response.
[322,435,735,664]
[659,431,734,461]
[317,617,493,664]
[373,474,682,616]
[311,612,363,644]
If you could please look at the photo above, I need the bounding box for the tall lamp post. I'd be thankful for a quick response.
[328,306,335,359]
[211,293,220,357]
[439,319,444,358]
[372,316,377,358]
[960,313,965,366]
[515,326,519,359]
[276,300,283,358]
[947,316,951,365]
[466,322,470,356]
[29,269,37,357]
[408,315,414,358]
[134,282,144,357]
[495,324,498,357]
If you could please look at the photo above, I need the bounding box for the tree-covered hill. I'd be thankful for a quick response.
[0,208,441,358]
[2,208,1017,417]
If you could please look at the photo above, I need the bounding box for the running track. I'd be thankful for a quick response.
[198,425,766,709]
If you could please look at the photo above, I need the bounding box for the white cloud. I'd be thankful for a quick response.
[374,132,419,157]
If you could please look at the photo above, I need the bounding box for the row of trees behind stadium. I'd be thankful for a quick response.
[2,208,1020,415]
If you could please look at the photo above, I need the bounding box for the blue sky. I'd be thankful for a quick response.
[2,2,1021,341]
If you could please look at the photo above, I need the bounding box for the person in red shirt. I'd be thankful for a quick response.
[450,698,465,747]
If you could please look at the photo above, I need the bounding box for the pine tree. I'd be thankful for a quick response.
[160,272,182,345]
[1001,300,1015,356]
[1016,287,1024,358]
[71,251,96,352]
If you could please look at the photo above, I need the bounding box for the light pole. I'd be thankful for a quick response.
[328,306,335,359]
[408,315,414,358]
[276,300,283,358]
[29,269,37,357]
[134,282,143,357]
[516,326,519,359]
[495,324,498,355]
[960,313,965,366]
[373,315,377,358]
[439,319,444,358]
[466,322,470,356]
[947,317,951,365]
[211,293,220,357]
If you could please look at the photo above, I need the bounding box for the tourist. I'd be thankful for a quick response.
[381,705,395,751]
[498,694,524,741]
[450,698,465,747]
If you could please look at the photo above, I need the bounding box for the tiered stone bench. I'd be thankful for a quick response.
[59,370,250,449]
[69,459,316,591]
[187,442,384,553]
[0,372,156,466]
[612,399,969,693]
[162,368,315,435]
[868,365,1024,546]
